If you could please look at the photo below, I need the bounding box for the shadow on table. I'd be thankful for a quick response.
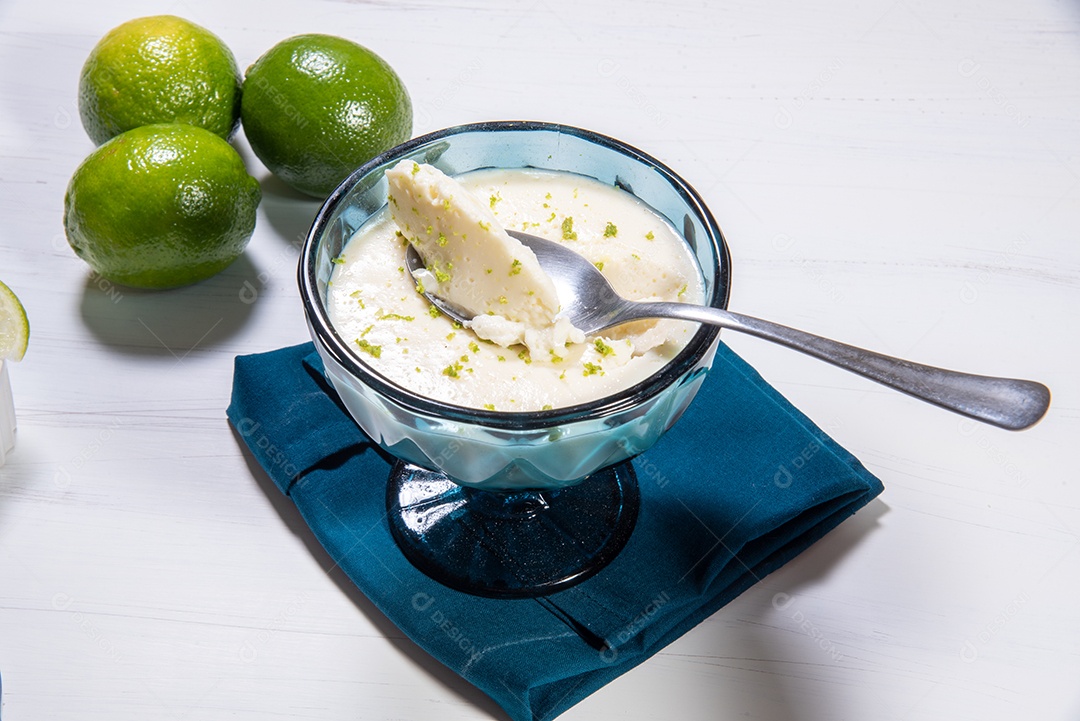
[257,172,324,250]
[233,428,511,721]
[79,253,262,356]
[702,498,889,720]
[768,497,889,591]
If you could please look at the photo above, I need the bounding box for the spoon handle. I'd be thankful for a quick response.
[627,302,1050,430]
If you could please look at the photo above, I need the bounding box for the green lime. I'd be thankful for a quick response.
[78,15,241,145]
[63,123,261,290]
[241,34,412,198]
[0,281,29,362]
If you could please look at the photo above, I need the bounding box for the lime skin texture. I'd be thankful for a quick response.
[241,33,412,198]
[78,15,242,145]
[64,123,261,290]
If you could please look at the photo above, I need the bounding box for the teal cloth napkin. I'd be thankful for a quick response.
[227,341,883,720]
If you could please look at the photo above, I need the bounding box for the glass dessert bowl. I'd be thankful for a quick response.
[299,121,731,597]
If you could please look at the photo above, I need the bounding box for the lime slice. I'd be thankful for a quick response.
[0,280,29,361]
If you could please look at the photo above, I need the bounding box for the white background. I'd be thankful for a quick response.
[1,0,1078,719]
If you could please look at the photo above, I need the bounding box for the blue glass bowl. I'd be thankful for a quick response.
[299,121,731,493]
[301,122,731,596]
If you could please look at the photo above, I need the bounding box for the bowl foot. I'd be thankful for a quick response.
[387,460,639,598]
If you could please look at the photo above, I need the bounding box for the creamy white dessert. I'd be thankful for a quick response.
[385,161,583,355]
[327,165,705,412]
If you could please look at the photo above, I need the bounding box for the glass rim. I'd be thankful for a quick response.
[298,120,732,430]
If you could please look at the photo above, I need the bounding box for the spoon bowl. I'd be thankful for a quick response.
[407,230,1050,431]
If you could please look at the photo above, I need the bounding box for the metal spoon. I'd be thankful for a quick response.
[406,230,1050,430]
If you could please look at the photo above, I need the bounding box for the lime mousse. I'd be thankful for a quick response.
[386,161,582,355]
[327,162,704,412]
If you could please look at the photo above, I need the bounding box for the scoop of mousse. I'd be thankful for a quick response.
[386,160,585,356]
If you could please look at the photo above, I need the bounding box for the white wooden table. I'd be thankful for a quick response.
[2,1,1078,719]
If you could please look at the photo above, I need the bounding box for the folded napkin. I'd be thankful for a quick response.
[227,342,883,721]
